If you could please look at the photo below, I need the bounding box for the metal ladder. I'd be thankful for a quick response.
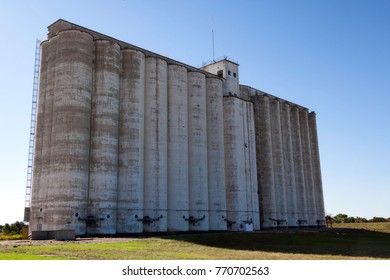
[24,39,40,222]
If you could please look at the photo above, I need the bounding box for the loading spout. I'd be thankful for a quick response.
[269,218,287,226]
[137,215,163,225]
[184,215,206,225]
[298,219,308,226]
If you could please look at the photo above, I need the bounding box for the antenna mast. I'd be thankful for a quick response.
[212,17,215,62]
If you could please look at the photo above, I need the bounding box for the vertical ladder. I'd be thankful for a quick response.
[24,39,40,222]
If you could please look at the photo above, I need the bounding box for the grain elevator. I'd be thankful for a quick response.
[27,19,325,238]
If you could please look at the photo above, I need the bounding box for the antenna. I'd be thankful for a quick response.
[212,16,215,62]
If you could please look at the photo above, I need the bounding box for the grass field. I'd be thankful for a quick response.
[1,223,389,260]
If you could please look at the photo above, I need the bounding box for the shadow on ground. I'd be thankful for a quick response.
[162,228,390,259]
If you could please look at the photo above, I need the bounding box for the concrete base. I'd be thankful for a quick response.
[31,230,75,240]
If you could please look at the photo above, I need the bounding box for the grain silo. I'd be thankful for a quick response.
[27,19,325,238]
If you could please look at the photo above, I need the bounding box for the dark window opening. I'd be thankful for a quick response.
[233,72,237,78]
[228,70,231,75]
[217,70,223,78]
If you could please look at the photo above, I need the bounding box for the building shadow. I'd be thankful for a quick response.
[161,228,390,259]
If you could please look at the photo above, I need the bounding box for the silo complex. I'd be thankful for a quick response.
[28,19,325,237]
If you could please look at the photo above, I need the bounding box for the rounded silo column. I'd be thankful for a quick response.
[280,103,298,227]
[246,101,260,230]
[224,97,246,231]
[188,71,209,231]
[117,49,145,233]
[30,40,50,232]
[88,40,121,235]
[49,30,94,235]
[290,106,308,227]
[144,57,168,232]
[252,95,276,229]
[309,112,325,226]
[299,109,317,226]
[270,99,288,228]
[167,64,189,232]
[206,77,227,231]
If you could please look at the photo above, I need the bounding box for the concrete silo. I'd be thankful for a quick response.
[167,64,189,232]
[117,49,145,233]
[30,30,95,236]
[252,94,277,229]
[269,99,288,228]
[280,103,299,227]
[206,77,227,231]
[309,112,326,226]
[188,71,209,231]
[299,109,317,226]
[290,106,308,226]
[143,57,168,232]
[87,40,121,234]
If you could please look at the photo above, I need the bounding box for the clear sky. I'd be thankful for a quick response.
[0,0,389,225]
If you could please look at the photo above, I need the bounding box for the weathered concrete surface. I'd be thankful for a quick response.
[290,106,308,227]
[143,57,168,232]
[246,101,260,231]
[30,19,326,235]
[280,103,298,227]
[224,97,247,231]
[33,30,94,236]
[30,40,49,232]
[188,72,209,231]
[206,77,227,231]
[167,64,189,232]
[117,49,145,233]
[253,95,277,229]
[88,40,120,235]
[270,99,288,228]
[309,112,326,226]
[299,109,317,226]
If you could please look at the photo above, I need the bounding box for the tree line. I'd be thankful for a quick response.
[0,221,26,235]
[327,214,390,224]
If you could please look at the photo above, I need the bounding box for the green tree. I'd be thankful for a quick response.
[3,223,11,234]
[1,221,25,235]
[369,217,387,223]
[333,213,348,223]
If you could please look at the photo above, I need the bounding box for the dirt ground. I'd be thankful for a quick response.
[0,237,137,249]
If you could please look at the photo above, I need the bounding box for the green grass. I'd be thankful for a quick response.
[332,222,390,233]
[1,224,389,260]
[0,234,22,241]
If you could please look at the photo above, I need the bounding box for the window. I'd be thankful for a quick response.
[233,72,237,78]
[217,70,223,78]
[228,70,231,75]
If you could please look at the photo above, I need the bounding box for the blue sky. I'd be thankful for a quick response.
[0,0,389,224]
